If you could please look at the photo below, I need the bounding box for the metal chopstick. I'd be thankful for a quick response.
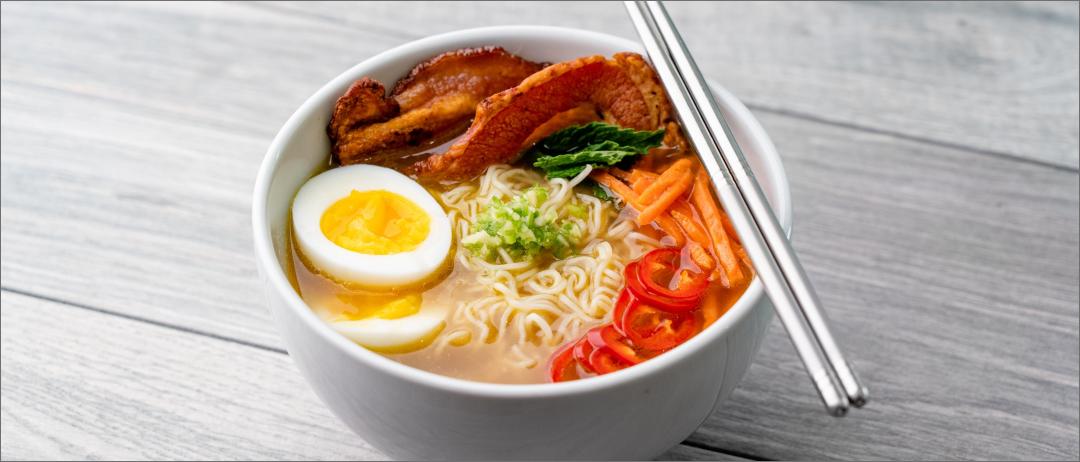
[625,0,868,416]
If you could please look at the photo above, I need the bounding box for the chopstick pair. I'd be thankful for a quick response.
[624,0,868,416]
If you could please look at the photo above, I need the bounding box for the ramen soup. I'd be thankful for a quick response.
[288,47,752,384]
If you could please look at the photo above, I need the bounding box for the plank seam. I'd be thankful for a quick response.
[745,103,1079,173]
[0,286,288,355]
[680,439,770,461]
[238,2,1079,173]
[240,2,415,40]
[0,285,775,460]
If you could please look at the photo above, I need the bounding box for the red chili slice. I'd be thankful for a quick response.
[640,248,708,302]
[612,287,639,334]
[599,325,639,363]
[626,248,708,312]
[570,326,632,374]
[618,300,700,351]
[587,324,642,365]
[548,341,579,382]
[572,337,596,373]
[589,347,633,374]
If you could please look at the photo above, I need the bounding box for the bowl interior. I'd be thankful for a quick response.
[254,25,792,393]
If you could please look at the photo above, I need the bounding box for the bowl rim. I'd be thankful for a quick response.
[252,25,792,398]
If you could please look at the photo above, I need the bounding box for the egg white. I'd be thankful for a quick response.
[330,311,446,353]
[291,164,452,289]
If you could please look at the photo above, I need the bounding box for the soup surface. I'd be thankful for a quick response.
[288,47,753,384]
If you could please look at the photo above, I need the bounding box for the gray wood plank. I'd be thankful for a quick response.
[688,110,1080,460]
[256,0,1080,169]
[4,75,1077,458]
[3,1,1076,168]
[0,290,738,461]
[0,0,370,348]
[658,444,752,462]
[0,290,386,460]
[1,1,1078,460]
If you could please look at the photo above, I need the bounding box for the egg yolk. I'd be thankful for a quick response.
[334,292,423,320]
[320,190,430,255]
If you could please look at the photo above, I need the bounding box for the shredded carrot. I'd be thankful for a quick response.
[609,167,633,182]
[592,171,685,246]
[609,165,694,246]
[655,215,686,246]
[605,160,750,284]
[636,218,664,241]
[637,158,692,205]
[719,211,752,269]
[669,200,711,250]
[671,199,722,285]
[690,169,744,287]
[736,246,751,271]
[628,168,655,183]
[593,171,637,202]
[686,241,716,273]
[631,177,648,194]
[700,284,723,324]
[716,201,737,240]
[629,170,658,194]
[636,173,694,226]
[708,185,749,268]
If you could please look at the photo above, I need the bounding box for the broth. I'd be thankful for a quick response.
[288,168,752,384]
[294,48,756,384]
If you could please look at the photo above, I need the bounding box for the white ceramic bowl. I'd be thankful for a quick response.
[252,26,792,460]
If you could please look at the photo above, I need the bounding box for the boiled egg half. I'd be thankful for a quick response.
[292,164,452,352]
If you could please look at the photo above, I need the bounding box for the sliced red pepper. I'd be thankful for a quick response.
[589,324,643,365]
[548,341,580,382]
[626,248,708,312]
[568,326,632,375]
[550,247,713,380]
[612,287,639,334]
[640,248,709,304]
[618,300,699,351]
[589,347,633,374]
[572,337,596,373]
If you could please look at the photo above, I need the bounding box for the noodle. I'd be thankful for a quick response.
[435,164,655,368]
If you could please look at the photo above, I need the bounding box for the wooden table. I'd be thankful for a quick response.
[2,2,1078,460]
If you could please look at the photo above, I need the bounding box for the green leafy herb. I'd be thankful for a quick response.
[590,180,613,202]
[530,122,665,180]
[566,203,588,219]
[460,186,582,262]
[531,122,665,156]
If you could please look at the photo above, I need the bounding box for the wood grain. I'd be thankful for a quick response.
[690,111,1080,460]
[4,82,1076,458]
[257,1,1080,169]
[0,290,386,460]
[3,1,1076,169]
[0,290,743,461]
[659,443,753,461]
[1,1,1078,460]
